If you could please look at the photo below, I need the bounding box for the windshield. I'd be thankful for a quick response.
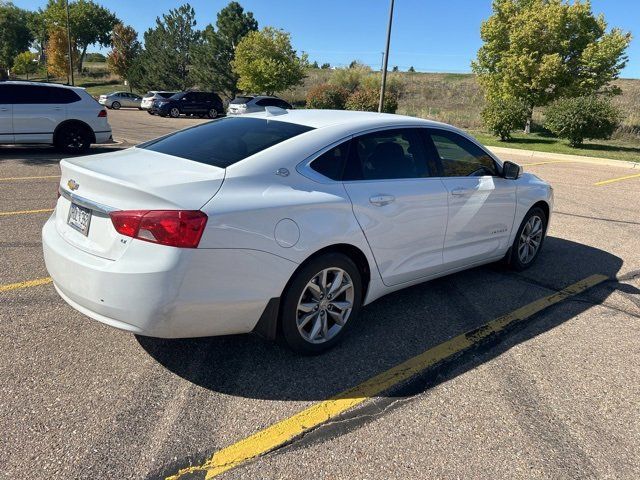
[230,96,254,104]
[140,117,314,168]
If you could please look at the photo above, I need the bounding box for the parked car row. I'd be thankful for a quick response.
[97,88,294,119]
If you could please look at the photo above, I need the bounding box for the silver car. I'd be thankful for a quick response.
[227,95,292,115]
[98,91,142,110]
[141,91,178,114]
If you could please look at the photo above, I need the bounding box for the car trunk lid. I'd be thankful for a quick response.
[55,148,225,260]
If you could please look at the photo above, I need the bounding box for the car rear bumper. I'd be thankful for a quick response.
[42,213,298,338]
[94,130,113,144]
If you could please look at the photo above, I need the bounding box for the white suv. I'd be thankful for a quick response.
[0,81,112,154]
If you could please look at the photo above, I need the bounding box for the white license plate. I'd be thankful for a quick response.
[67,203,92,236]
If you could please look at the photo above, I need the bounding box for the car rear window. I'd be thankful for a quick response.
[230,96,253,104]
[140,117,314,168]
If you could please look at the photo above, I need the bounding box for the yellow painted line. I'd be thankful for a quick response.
[0,277,52,292]
[0,208,54,217]
[166,273,609,480]
[521,160,573,167]
[0,175,59,181]
[594,172,640,186]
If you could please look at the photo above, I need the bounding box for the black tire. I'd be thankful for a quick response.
[111,101,121,110]
[147,110,155,115]
[507,206,548,271]
[207,108,218,119]
[54,123,92,155]
[169,107,180,118]
[281,253,363,355]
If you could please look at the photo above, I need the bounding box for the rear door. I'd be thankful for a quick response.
[425,128,516,268]
[342,128,449,286]
[0,84,13,143]
[12,85,69,143]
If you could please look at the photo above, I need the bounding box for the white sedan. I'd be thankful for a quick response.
[42,109,553,354]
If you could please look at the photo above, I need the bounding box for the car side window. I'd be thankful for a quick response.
[255,99,271,107]
[427,129,497,177]
[276,100,291,109]
[343,129,431,181]
[310,141,351,181]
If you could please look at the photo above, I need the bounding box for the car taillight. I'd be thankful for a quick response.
[98,110,107,117]
[110,210,208,248]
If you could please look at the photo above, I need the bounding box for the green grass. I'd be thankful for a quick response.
[473,131,640,163]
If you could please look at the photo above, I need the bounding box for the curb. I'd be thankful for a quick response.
[487,146,640,170]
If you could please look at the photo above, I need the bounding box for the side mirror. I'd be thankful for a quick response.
[502,161,523,180]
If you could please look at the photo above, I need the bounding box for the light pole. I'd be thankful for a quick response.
[65,0,74,85]
[378,0,395,113]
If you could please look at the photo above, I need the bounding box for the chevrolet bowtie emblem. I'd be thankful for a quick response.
[67,179,79,191]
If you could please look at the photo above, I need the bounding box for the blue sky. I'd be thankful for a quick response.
[15,0,640,78]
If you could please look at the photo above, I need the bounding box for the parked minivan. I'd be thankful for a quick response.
[0,81,112,154]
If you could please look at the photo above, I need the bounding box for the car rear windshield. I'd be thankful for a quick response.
[140,117,314,168]
[230,96,254,104]
[159,92,176,98]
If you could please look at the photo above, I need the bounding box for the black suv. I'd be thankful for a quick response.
[156,91,224,119]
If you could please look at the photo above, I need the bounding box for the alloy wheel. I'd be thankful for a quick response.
[518,215,543,264]
[170,108,180,118]
[296,267,354,344]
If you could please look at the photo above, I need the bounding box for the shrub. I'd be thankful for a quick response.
[481,97,529,141]
[329,63,371,92]
[345,86,398,114]
[306,83,349,109]
[544,96,621,147]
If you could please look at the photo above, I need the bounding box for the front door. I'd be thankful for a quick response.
[343,128,449,286]
[425,128,516,269]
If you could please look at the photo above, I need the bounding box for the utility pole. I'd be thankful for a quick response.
[65,0,74,86]
[378,0,395,113]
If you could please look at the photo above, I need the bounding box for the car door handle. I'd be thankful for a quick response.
[451,187,477,196]
[53,107,63,110]
[369,195,395,206]
[0,107,8,111]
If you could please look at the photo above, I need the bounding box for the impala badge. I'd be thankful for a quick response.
[67,179,79,191]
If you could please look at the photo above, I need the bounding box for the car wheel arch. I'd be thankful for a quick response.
[54,119,95,144]
[253,243,372,342]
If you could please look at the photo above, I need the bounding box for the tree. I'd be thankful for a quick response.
[408,66,415,73]
[320,62,330,69]
[0,2,33,76]
[43,0,119,73]
[392,65,399,72]
[106,23,141,85]
[12,51,38,79]
[472,0,631,133]
[311,60,319,69]
[132,4,199,91]
[544,95,621,147]
[190,1,257,98]
[232,27,307,95]
[46,25,78,78]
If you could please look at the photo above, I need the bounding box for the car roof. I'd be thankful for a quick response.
[1,80,86,92]
[240,108,448,130]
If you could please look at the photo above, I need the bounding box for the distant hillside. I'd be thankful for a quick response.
[285,70,640,139]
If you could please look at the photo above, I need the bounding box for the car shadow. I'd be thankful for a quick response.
[137,236,634,402]
[0,144,129,165]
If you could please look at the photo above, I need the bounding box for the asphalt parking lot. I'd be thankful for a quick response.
[1,109,639,479]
